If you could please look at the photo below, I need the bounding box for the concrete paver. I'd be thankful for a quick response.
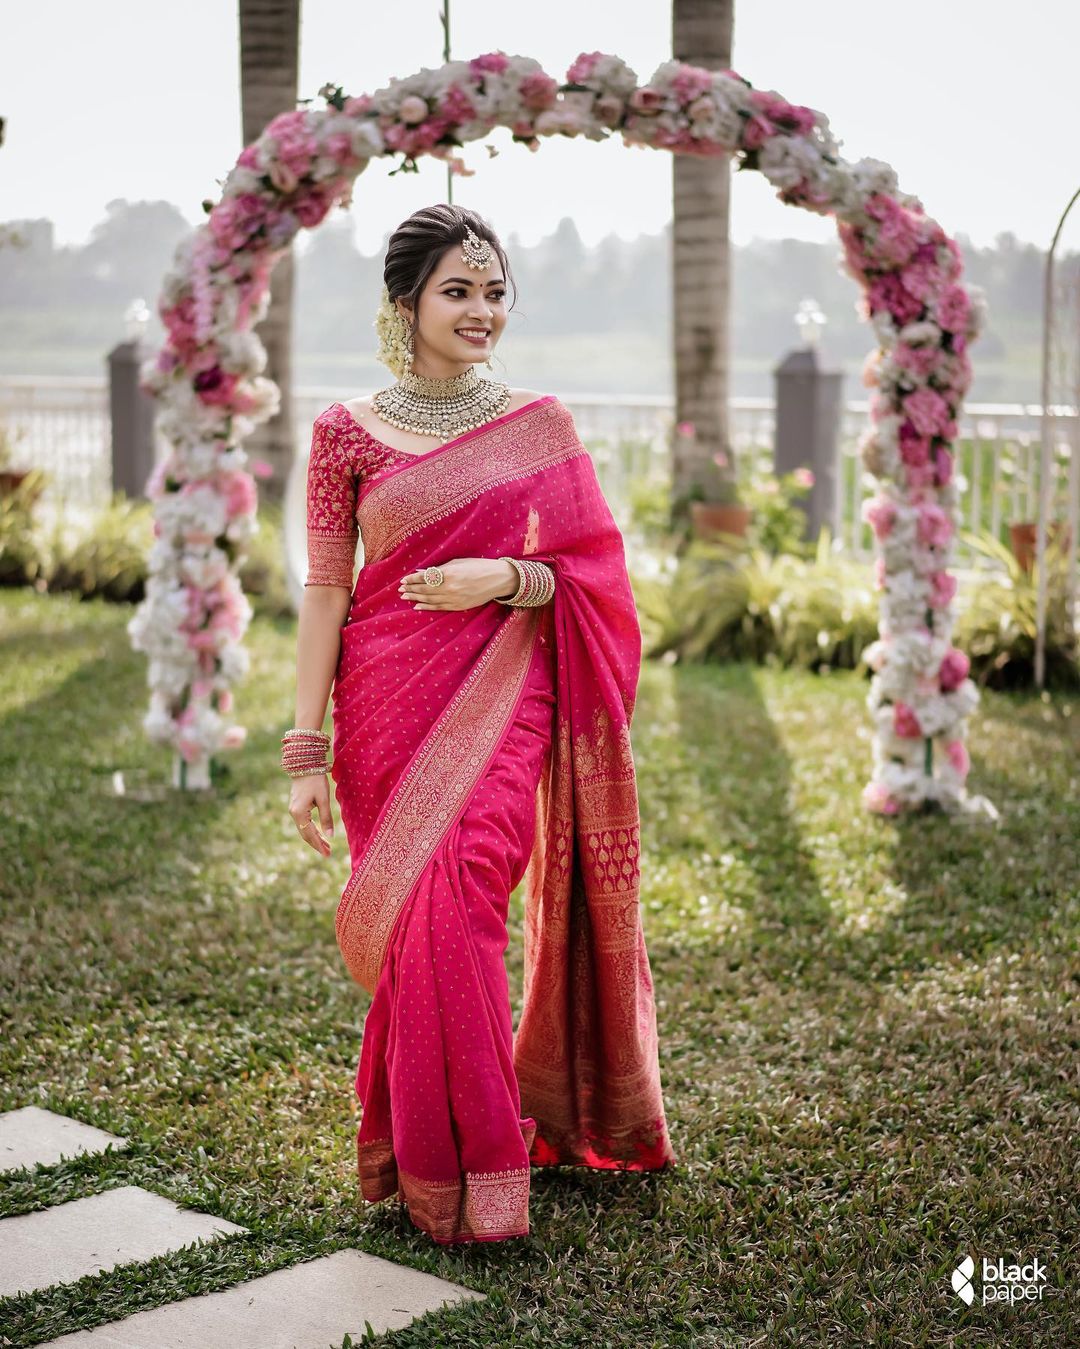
[0,1106,128,1173]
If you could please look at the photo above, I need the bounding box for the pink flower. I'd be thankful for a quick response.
[893,343,941,379]
[566,51,603,84]
[934,447,954,486]
[193,366,240,407]
[293,188,334,228]
[893,702,923,738]
[943,739,970,776]
[899,259,944,302]
[469,51,510,76]
[864,193,920,267]
[748,89,816,136]
[628,86,665,115]
[928,570,958,609]
[712,450,729,468]
[740,113,773,150]
[343,94,372,115]
[903,386,951,438]
[936,283,971,333]
[938,646,970,691]
[250,458,274,480]
[672,64,714,104]
[221,470,257,519]
[862,494,897,539]
[519,71,558,111]
[222,724,248,749]
[439,85,477,122]
[793,467,815,488]
[863,781,901,815]
[867,273,924,325]
[676,420,695,436]
[917,502,954,550]
[873,556,886,590]
[899,423,932,466]
[218,688,234,714]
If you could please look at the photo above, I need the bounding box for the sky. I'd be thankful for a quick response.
[1,1,1075,257]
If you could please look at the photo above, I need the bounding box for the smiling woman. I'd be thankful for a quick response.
[290,203,676,1246]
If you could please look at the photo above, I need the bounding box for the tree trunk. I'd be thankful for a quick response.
[238,0,301,507]
[671,0,735,529]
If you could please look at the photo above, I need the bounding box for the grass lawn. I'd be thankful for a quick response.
[0,587,1077,1347]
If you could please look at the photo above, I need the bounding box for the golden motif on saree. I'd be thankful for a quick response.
[357,399,583,563]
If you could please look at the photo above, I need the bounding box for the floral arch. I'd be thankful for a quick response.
[129,49,995,819]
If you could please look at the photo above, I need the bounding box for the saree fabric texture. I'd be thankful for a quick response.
[304,395,676,1244]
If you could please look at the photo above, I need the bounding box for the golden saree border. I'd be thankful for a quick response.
[358,1120,538,1243]
[335,604,542,994]
[515,691,677,1169]
[357,399,583,563]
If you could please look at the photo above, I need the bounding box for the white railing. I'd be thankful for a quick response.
[3,376,1077,575]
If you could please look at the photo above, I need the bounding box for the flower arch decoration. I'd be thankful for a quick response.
[129,49,996,818]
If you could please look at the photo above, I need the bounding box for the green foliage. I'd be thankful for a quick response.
[46,493,154,602]
[738,464,815,558]
[954,526,1080,690]
[0,468,49,586]
[634,526,879,671]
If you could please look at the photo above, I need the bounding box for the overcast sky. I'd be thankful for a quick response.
[2,1,1074,255]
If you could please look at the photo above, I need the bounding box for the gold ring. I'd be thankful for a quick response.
[422,565,444,587]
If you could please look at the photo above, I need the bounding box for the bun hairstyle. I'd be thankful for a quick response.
[383,203,517,323]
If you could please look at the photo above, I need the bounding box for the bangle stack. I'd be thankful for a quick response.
[281,727,331,778]
[495,557,555,607]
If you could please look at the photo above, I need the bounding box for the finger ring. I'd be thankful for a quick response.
[422,565,444,587]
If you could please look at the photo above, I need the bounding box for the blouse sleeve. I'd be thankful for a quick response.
[304,412,359,588]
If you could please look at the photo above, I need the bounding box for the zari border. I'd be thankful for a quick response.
[358,1119,538,1243]
[357,400,584,563]
[335,605,541,994]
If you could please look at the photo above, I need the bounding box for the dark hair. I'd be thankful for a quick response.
[383,204,517,325]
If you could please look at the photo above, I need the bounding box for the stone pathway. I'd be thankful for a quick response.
[0,1184,248,1299]
[38,1248,483,1347]
[0,1108,485,1345]
[0,1104,128,1172]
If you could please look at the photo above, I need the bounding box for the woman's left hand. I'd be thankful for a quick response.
[399,557,517,611]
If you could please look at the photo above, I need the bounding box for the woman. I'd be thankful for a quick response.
[285,204,675,1245]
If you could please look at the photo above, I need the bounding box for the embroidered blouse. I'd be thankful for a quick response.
[304,402,556,602]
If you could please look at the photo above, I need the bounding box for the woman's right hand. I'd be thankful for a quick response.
[289,773,334,857]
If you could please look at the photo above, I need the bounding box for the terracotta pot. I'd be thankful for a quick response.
[690,501,752,542]
[0,469,37,498]
[1008,520,1072,573]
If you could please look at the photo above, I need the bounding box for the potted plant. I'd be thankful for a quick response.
[677,424,752,542]
[0,417,43,503]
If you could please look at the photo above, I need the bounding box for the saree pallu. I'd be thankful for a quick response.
[331,395,676,1245]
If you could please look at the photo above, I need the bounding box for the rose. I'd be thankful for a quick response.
[938,647,970,691]
[398,95,429,125]
[893,702,923,738]
[944,739,970,776]
[628,86,665,115]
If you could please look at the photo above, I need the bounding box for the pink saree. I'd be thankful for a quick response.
[328,394,676,1244]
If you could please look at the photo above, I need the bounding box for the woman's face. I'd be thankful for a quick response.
[396,242,507,377]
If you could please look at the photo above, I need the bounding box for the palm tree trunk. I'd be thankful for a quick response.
[671,0,735,528]
[238,0,301,507]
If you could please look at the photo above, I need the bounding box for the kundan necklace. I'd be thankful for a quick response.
[371,365,512,439]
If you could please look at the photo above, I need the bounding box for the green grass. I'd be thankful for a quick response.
[0,588,1077,1347]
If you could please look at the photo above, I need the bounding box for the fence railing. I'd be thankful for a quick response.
[4,376,1078,573]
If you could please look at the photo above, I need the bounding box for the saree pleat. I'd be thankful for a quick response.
[353,632,554,1243]
[322,394,675,1246]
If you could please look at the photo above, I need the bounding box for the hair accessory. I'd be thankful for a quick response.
[461,226,495,271]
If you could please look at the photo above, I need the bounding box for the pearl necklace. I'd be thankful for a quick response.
[371,366,512,439]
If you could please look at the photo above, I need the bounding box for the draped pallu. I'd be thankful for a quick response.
[321,395,676,1244]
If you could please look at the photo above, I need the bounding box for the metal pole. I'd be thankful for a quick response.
[1036,185,1080,688]
[442,0,453,204]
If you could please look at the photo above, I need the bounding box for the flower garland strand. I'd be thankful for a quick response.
[130,50,994,817]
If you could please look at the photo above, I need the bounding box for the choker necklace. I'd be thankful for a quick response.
[371,365,512,439]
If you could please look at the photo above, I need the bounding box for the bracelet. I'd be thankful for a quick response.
[494,557,555,607]
[281,727,331,778]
